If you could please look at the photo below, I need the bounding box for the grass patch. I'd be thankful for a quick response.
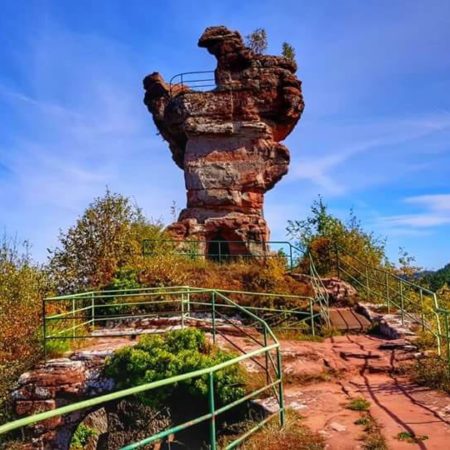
[354,413,387,450]
[238,409,325,450]
[410,355,450,393]
[274,328,324,342]
[396,431,428,443]
[347,396,371,411]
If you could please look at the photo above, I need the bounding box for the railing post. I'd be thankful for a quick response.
[385,271,390,314]
[42,299,47,361]
[276,348,285,427]
[445,313,450,373]
[310,299,315,336]
[212,291,216,344]
[208,372,217,450]
[186,286,191,318]
[263,328,269,384]
[400,280,405,326]
[181,291,185,329]
[419,289,425,331]
[72,296,76,338]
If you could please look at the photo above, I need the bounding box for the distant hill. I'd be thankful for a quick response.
[420,263,450,291]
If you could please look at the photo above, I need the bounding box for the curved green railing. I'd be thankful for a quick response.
[1,286,323,449]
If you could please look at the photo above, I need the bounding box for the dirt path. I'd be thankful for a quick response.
[217,333,450,449]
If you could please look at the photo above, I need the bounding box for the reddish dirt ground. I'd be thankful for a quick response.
[217,332,450,450]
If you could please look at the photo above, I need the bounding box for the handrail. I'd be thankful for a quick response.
[334,245,446,361]
[168,70,216,96]
[1,287,286,449]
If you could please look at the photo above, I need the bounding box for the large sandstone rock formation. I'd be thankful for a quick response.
[143,26,304,257]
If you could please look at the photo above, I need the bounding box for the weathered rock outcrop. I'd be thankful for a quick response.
[11,351,115,449]
[143,26,304,256]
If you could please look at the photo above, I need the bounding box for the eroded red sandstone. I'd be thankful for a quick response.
[143,26,304,255]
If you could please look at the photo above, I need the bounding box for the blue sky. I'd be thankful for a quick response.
[0,0,449,269]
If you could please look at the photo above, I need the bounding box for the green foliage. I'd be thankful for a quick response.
[70,423,99,449]
[422,263,450,292]
[287,196,386,275]
[412,355,450,393]
[48,189,166,293]
[282,42,296,61]
[396,431,428,443]
[0,236,48,423]
[246,28,268,54]
[105,329,245,409]
[347,396,371,411]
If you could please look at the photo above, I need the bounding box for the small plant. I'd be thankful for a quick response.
[105,328,245,409]
[347,396,371,411]
[354,413,387,450]
[239,409,325,449]
[246,28,268,54]
[396,431,428,443]
[70,423,99,449]
[282,42,296,61]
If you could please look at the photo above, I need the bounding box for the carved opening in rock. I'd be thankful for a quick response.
[207,234,230,261]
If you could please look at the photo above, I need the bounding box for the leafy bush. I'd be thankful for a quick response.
[48,189,167,293]
[105,329,245,409]
[0,236,48,425]
[287,196,386,276]
[282,42,296,61]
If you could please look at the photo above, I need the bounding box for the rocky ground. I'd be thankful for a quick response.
[217,332,450,449]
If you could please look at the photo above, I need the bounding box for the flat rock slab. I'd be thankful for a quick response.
[328,308,371,332]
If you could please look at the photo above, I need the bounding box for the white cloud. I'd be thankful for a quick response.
[290,112,450,196]
[380,194,450,229]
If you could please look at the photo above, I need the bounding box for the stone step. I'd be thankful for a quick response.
[328,308,371,332]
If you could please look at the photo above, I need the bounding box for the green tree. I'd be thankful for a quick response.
[282,42,296,61]
[48,189,165,293]
[246,28,268,54]
[0,236,47,425]
[287,196,386,274]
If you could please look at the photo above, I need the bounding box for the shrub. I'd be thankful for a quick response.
[0,236,48,425]
[411,355,450,393]
[48,189,167,293]
[246,28,268,54]
[105,329,245,409]
[287,196,386,276]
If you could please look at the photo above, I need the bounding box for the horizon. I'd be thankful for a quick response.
[1,0,449,269]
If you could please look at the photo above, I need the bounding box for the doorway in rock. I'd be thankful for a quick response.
[207,235,231,262]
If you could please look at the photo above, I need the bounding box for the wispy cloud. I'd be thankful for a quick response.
[290,113,450,196]
[380,194,450,229]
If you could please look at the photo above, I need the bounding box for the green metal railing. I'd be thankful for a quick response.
[1,285,329,449]
[142,239,302,270]
[333,246,449,363]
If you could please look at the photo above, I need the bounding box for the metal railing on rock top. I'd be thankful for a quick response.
[1,285,329,449]
[169,70,216,96]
